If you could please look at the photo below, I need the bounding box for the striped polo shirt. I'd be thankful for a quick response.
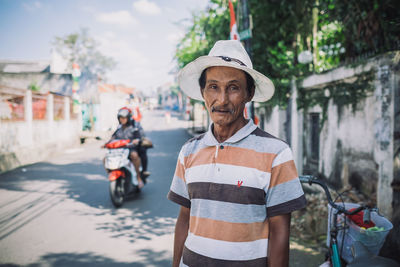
[167,120,306,267]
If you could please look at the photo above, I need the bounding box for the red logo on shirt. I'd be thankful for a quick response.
[237,181,243,187]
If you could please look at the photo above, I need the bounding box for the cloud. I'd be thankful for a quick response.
[22,1,42,11]
[97,33,148,67]
[96,10,137,26]
[133,0,161,15]
[167,31,184,44]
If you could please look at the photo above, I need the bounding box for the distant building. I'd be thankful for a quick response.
[0,60,79,173]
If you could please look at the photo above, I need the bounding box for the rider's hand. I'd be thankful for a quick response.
[131,139,140,145]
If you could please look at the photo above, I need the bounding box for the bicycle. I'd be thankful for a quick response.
[299,175,399,267]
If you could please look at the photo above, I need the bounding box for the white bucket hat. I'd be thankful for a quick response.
[177,40,275,102]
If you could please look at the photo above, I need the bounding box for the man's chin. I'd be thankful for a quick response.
[211,117,234,127]
[211,114,231,122]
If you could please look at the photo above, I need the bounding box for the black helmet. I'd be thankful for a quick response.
[117,107,132,122]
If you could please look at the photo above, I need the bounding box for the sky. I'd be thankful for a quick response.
[0,0,210,95]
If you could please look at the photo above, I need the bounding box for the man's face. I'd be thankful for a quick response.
[202,66,252,128]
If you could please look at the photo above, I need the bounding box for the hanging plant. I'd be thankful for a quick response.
[298,70,375,128]
[28,82,41,92]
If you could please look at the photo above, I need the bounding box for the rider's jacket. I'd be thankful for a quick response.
[111,121,142,141]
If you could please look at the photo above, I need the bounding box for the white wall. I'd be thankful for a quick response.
[259,106,288,141]
[99,92,129,132]
[0,91,80,172]
[319,96,376,182]
[254,51,398,217]
[299,52,397,217]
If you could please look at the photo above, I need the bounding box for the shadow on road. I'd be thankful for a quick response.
[0,124,191,266]
[0,249,171,267]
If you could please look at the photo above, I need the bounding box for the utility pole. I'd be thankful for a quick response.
[239,0,255,121]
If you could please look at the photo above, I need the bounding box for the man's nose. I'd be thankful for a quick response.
[217,88,229,104]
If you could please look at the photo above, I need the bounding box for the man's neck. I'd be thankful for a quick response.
[212,118,248,143]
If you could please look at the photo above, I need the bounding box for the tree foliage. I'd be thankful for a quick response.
[53,28,116,79]
[175,0,400,107]
[175,0,230,68]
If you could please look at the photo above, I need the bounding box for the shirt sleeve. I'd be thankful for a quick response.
[265,146,306,217]
[167,149,191,208]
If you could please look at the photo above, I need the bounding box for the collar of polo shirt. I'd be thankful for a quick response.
[203,119,257,146]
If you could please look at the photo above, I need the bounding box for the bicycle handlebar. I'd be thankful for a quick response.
[299,175,369,217]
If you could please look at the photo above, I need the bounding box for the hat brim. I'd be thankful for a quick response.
[178,56,275,102]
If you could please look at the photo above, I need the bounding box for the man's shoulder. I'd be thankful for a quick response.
[183,132,206,146]
[250,127,287,144]
[246,127,290,154]
[179,132,207,155]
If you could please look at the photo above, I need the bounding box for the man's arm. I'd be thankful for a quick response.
[173,206,190,267]
[267,213,291,267]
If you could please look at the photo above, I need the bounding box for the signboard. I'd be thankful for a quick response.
[239,28,252,40]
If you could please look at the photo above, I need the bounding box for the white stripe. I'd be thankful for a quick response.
[271,147,293,167]
[235,134,288,154]
[182,140,209,158]
[266,178,304,207]
[185,163,270,189]
[191,199,266,223]
[185,233,268,261]
[170,175,189,199]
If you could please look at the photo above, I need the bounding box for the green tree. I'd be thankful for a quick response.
[175,0,399,108]
[175,0,229,68]
[53,28,116,79]
[322,0,400,58]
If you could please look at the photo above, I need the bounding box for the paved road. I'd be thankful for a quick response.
[0,109,191,267]
[0,109,323,266]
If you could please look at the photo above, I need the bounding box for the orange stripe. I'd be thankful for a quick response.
[174,160,186,182]
[184,146,276,173]
[184,147,215,168]
[189,216,269,242]
[269,160,298,188]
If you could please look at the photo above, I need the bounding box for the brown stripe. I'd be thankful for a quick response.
[269,160,298,188]
[267,195,307,217]
[189,216,268,242]
[174,160,185,182]
[167,190,191,208]
[184,146,275,173]
[183,246,268,267]
[187,182,265,205]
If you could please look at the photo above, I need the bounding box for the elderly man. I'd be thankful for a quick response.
[167,40,306,267]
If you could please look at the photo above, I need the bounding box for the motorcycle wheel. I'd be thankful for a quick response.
[109,178,124,208]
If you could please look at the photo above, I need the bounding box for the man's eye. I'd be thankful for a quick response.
[229,85,239,91]
[208,84,218,90]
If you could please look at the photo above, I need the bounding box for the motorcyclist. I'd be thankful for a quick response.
[104,107,145,189]
[131,106,150,178]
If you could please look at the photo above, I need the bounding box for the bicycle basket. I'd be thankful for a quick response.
[327,203,393,263]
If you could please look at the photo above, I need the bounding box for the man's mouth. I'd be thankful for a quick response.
[211,107,233,114]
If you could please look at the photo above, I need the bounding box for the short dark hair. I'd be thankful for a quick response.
[199,68,255,96]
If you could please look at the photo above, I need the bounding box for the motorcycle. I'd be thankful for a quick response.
[103,139,142,208]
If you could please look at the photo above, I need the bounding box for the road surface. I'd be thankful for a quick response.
[0,109,323,266]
